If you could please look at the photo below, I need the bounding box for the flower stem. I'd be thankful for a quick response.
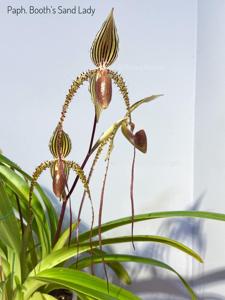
[53,114,97,245]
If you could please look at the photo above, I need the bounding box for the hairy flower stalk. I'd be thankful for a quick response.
[108,70,132,125]
[58,70,97,129]
[75,127,116,271]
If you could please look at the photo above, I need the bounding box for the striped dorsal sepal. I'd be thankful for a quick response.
[91,9,119,68]
[49,128,72,159]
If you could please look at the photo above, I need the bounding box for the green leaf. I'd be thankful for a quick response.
[106,260,131,285]
[0,154,21,170]
[76,248,132,285]
[31,268,140,300]
[20,223,38,281]
[0,256,10,277]
[0,165,51,257]
[29,234,201,277]
[0,180,20,254]
[0,153,58,240]
[30,292,57,300]
[79,210,225,243]
[80,235,203,263]
[7,247,22,290]
[129,95,163,114]
[0,239,7,259]
[53,223,77,251]
[76,292,95,300]
[77,254,197,299]
[91,120,124,154]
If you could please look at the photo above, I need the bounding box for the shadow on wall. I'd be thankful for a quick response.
[127,271,225,300]
[128,195,225,299]
[43,189,225,299]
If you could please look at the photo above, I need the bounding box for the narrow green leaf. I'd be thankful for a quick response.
[20,223,38,281]
[0,154,21,170]
[0,256,10,277]
[91,120,123,154]
[30,292,57,300]
[31,268,140,300]
[129,95,163,114]
[76,248,131,285]
[77,254,197,299]
[53,223,77,251]
[6,247,22,295]
[30,234,201,277]
[76,292,95,300]
[79,210,225,243]
[80,235,203,263]
[0,180,20,255]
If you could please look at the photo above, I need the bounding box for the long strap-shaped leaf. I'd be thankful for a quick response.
[74,248,131,285]
[28,234,202,276]
[80,235,202,263]
[29,268,140,300]
[77,254,197,299]
[78,210,225,242]
[0,180,21,284]
[76,293,95,300]
[30,292,57,300]
[0,180,20,255]
[53,223,77,251]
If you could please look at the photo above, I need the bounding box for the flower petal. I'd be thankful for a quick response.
[52,160,68,199]
[95,69,112,109]
[134,130,147,153]
[121,123,147,153]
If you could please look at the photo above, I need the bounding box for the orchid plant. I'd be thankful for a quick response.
[0,9,225,300]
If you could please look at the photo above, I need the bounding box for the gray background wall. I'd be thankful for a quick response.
[194,0,225,298]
